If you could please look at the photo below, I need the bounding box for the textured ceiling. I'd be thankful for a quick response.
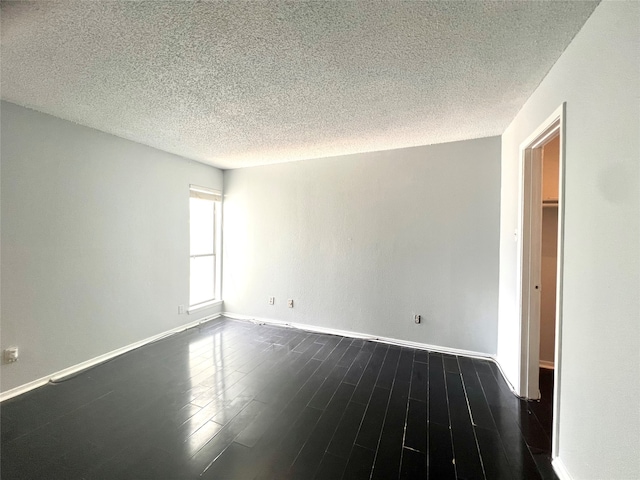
[1,1,598,169]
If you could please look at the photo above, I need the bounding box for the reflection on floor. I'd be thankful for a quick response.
[1,317,557,479]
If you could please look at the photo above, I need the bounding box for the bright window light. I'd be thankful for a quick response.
[189,186,221,308]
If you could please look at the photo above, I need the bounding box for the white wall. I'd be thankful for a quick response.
[223,137,501,355]
[497,2,639,478]
[0,102,223,393]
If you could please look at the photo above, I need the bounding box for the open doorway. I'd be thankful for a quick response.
[540,135,559,372]
[517,104,565,459]
[538,133,559,447]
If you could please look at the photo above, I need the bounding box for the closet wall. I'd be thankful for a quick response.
[540,135,559,368]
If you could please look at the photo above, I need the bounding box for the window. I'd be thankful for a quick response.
[189,185,221,309]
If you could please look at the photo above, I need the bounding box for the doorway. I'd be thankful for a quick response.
[517,104,565,459]
[540,135,559,373]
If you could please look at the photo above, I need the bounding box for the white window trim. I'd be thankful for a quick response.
[189,185,222,308]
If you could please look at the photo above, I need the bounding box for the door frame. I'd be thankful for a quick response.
[517,103,565,459]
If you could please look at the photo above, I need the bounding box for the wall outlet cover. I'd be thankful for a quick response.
[288,299,294,308]
[4,346,19,363]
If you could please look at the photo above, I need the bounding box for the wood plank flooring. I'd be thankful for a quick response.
[0,317,557,479]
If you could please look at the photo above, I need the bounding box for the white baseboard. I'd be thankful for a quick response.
[222,311,500,362]
[552,457,573,480]
[222,312,522,396]
[539,360,555,370]
[0,376,52,404]
[2,310,520,404]
[0,314,221,403]
[491,356,520,395]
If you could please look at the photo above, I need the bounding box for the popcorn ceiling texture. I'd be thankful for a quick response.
[0,1,598,169]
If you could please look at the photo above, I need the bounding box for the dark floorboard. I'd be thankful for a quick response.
[1,317,556,479]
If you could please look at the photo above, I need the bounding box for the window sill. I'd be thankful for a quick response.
[188,299,223,314]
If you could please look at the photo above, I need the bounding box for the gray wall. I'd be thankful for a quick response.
[0,102,223,393]
[223,137,501,354]
[497,1,639,478]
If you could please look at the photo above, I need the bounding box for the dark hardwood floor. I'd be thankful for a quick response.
[1,317,557,479]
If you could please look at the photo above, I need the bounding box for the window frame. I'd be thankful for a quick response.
[188,185,222,312]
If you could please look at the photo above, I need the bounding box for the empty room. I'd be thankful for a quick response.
[1,1,638,479]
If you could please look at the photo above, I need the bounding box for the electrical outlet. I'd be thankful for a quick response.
[4,346,19,363]
[288,299,294,308]
[414,314,421,324]
[268,297,275,305]
[178,305,185,314]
